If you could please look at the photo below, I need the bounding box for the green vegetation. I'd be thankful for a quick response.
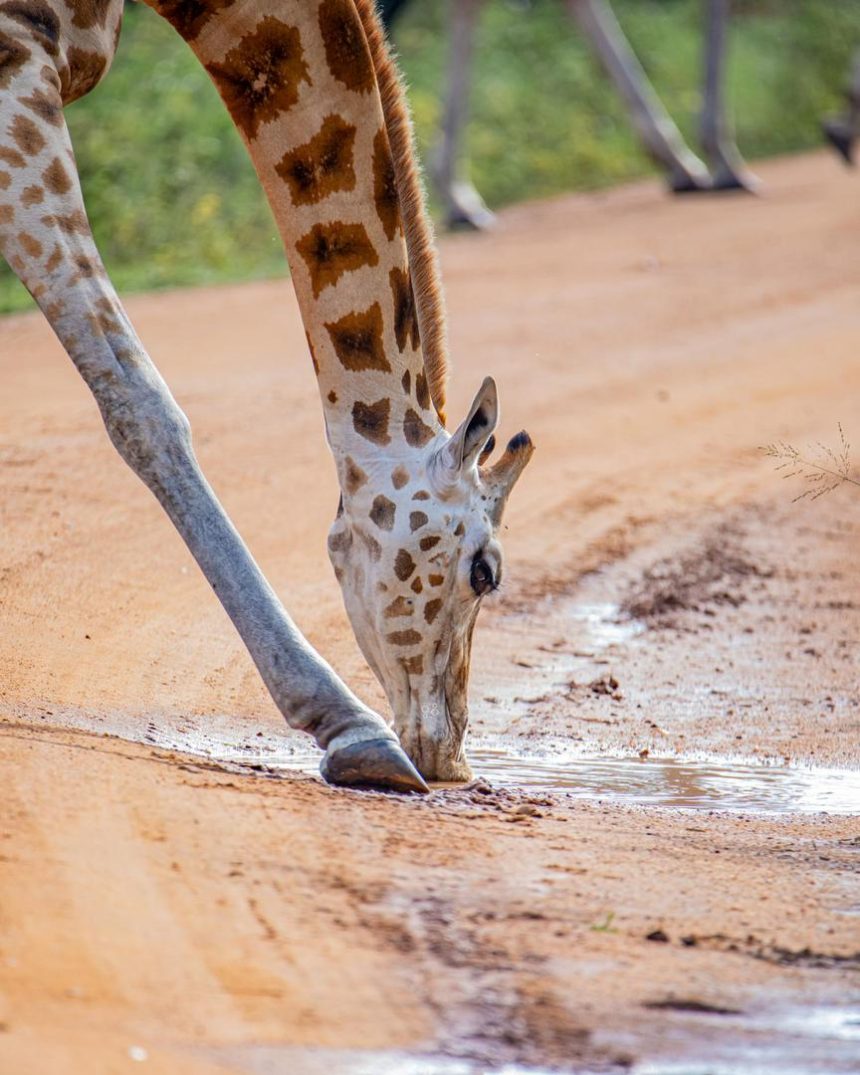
[1,0,858,312]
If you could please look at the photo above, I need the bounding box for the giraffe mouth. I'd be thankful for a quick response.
[393,632,474,783]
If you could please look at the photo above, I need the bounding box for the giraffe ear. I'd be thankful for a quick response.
[439,376,500,478]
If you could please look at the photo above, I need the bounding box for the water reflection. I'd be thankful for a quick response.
[467,749,860,815]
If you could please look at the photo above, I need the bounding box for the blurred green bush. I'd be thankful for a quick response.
[1,0,857,312]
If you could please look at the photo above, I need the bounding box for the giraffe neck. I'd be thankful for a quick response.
[147,0,443,468]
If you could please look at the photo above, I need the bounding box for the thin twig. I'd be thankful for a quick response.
[760,423,858,502]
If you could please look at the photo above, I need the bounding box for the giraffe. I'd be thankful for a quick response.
[382,0,756,230]
[0,0,533,788]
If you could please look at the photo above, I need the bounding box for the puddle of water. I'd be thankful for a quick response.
[229,743,860,815]
[568,601,644,651]
[200,1009,860,1075]
[768,1006,860,1042]
[616,1005,860,1075]
[29,703,859,815]
[463,748,860,815]
[203,1045,578,1075]
[165,731,860,817]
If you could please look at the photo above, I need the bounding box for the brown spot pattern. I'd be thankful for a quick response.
[419,535,440,552]
[412,490,430,501]
[391,466,409,490]
[424,599,442,625]
[409,511,428,532]
[21,185,43,206]
[327,528,351,554]
[206,17,310,142]
[0,30,30,89]
[298,220,378,298]
[275,113,356,206]
[17,230,41,257]
[369,494,396,531]
[62,47,107,104]
[400,654,424,676]
[42,209,88,234]
[410,577,423,594]
[326,301,390,374]
[401,369,410,395]
[358,530,382,561]
[318,0,374,94]
[1,1,60,54]
[356,528,380,563]
[154,0,236,42]
[390,266,420,352]
[11,114,45,156]
[428,573,444,587]
[372,127,400,241]
[0,146,25,168]
[386,629,422,647]
[68,0,112,30]
[69,254,99,283]
[384,596,412,619]
[327,389,337,404]
[344,456,367,494]
[0,204,14,224]
[43,156,70,195]
[18,85,62,127]
[0,171,9,189]
[394,548,415,581]
[352,397,391,445]
[415,371,430,410]
[44,244,61,272]
[404,407,435,447]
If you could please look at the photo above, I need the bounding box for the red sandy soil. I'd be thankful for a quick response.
[1,152,858,1073]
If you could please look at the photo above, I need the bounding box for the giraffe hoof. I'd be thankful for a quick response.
[669,174,713,195]
[822,122,855,166]
[710,168,761,194]
[320,737,429,794]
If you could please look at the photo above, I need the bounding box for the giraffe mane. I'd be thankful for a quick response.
[354,0,449,426]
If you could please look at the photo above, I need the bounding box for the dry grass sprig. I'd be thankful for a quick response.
[760,423,859,501]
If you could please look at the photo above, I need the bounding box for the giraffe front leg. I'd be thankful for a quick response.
[0,58,426,793]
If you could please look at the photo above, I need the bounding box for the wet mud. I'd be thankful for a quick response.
[1,153,859,1073]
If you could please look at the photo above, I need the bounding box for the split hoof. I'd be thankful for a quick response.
[320,737,429,794]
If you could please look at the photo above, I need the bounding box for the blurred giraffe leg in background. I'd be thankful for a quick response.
[382,0,493,229]
[435,0,496,229]
[382,0,766,222]
[566,0,711,192]
[699,0,758,191]
[822,50,860,165]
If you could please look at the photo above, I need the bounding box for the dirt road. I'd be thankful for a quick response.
[1,152,858,1073]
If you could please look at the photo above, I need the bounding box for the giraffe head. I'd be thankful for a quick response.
[327,376,533,781]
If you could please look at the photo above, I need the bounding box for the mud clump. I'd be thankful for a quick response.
[643,998,742,1016]
[622,533,773,629]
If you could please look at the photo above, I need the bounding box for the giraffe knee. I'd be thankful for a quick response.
[98,362,194,481]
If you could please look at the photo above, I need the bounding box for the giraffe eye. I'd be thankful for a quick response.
[470,555,495,597]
